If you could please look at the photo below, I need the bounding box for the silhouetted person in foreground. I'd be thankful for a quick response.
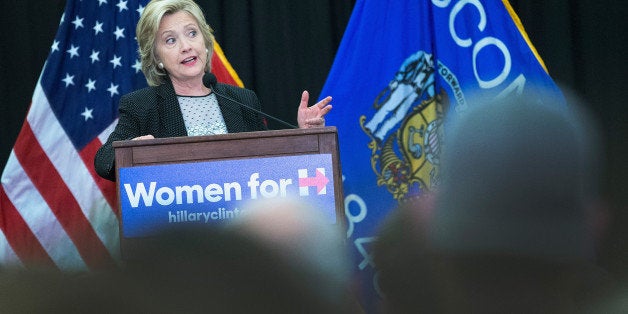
[228,197,354,312]
[373,193,447,313]
[124,225,346,314]
[426,88,609,313]
[0,224,344,314]
[372,88,612,313]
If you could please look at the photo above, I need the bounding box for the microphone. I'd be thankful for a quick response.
[203,72,298,129]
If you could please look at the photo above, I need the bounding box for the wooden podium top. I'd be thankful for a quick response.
[113,126,340,168]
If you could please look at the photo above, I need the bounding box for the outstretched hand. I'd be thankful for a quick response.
[132,135,155,140]
[297,91,332,129]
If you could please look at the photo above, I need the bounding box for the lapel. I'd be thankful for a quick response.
[214,83,247,133]
[156,77,188,137]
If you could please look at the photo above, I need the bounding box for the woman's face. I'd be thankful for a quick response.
[155,11,207,85]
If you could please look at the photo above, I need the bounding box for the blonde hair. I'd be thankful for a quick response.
[137,0,215,86]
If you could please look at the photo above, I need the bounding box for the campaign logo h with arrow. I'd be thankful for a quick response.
[298,168,329,196]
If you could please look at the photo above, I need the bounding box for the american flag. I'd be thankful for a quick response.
[0,0,243,270]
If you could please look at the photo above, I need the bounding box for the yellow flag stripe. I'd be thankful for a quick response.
[213,41,245,87]
[502,0,549,73]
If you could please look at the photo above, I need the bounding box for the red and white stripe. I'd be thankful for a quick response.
[0,81,119,270]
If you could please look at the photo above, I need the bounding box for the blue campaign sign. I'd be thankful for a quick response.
[119,154,335,238]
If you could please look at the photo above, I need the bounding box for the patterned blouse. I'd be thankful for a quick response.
[178,93,228,136]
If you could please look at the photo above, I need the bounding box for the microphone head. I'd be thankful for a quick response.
[203,72,217,88]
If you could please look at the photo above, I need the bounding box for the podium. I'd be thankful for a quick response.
[113,127,344,257]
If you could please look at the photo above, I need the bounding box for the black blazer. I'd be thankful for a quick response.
[94,77,267,181]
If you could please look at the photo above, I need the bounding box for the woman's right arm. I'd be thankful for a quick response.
[94,95,143,181]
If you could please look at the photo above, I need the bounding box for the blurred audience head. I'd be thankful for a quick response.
[229,197,351,311]
[1,219,350,314]
[373,193,446,313]
[0,197,352,313]
[424,86,607,312]
[123,223,342,314]
[429,87,602,262]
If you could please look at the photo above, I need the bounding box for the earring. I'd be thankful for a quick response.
[158,62,164,69]
[206,48,209,53]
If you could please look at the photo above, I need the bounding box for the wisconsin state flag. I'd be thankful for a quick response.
[320,0,563,310]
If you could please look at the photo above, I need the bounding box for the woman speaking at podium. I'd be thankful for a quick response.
[94,0,332,181]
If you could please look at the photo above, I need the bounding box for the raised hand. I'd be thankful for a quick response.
[297,90,333,129]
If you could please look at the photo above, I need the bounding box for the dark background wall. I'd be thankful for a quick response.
[1,0,626,278]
